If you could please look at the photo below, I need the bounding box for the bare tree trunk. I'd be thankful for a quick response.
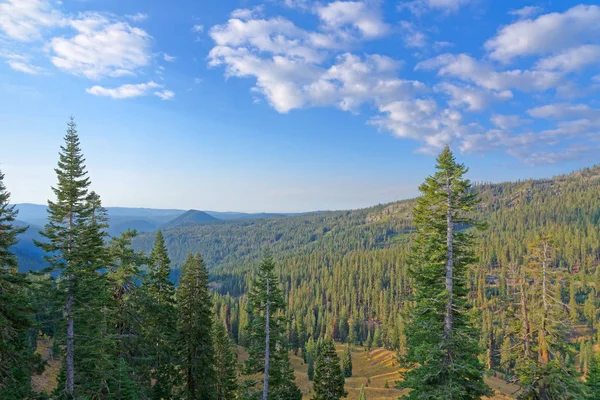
[263,277,270,400]
[518,268,531,358]
[66,210,75,397]
[66,286,74,395]
[444,177,454,342]
[539,241,550,365]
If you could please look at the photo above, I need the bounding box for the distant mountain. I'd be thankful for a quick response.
[204,211,304,220]
[11,220,46,272]
[161,210,219,229]
[11,204,310,271]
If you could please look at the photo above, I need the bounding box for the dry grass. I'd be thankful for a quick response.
[31,337,60,395]
[32,341,521,399]
[288,344,520,400]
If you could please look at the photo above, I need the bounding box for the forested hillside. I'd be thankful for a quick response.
[2,119,600,399]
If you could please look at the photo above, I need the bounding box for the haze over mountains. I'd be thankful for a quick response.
[12,163,600,274]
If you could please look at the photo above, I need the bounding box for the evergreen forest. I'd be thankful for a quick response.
[2,118,600,399]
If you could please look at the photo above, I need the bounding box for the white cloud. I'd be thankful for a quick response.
[399,21,427,48]
[508,6,543,19]
[400,0,473,15]
[154,89,175,100]
[527,103,596,119]
[7,60,45,74]
[230,6,265,20]
[315,1,389,38]
[490,114,529,130]
[417,53,562,92]
[50,13,152,79]
[192,24,204,33]
[126,13,148,22]
[435,82,510,111]
[371,99,465,152]
[163,53,176,62]
[283,0,312,8]
[206,1,600,163]
[535,45,600,73]
[0,0,64,41]
[86,81,161,98]
[485,5,600,62]
[210,17,329,63]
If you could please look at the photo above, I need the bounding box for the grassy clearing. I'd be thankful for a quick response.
[288,344,519,400]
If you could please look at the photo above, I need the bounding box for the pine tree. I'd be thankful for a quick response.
[585,352,600,398]
[312,337,347,400]
[307,352,315,381]
[143,230,178,398]
[243,251,301,400]
[0,167,38,398]
[212,321,238,400]
[36,118,110,398]
[105,229,147,398]
[358,384,367,400]
[177,253,216,399]
[342,343,352,378]
[515,236,586,399]
[400,146,491,399]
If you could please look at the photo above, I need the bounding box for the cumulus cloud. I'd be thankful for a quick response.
[50,13,152,79]
[205,1,600,163]
[315,1,389,38]
[435,82,511,111]
[0,0,64,41]
[163,53,176,62]
[86,81,162,98]
[535,45,600,73]
[485,5,600,63]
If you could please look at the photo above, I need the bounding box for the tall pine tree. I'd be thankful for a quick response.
[513,236,585,399]
[243,251,301,400]
[143,230,178,398]
[0,167,38,398]
[177,253,216,399]
[400,146,491,399]
[36,118,110,398]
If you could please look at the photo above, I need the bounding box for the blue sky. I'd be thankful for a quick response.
[1,0,599,212]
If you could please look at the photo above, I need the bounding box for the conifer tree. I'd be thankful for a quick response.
[0,167,38,398]
[307,352,315,381]
[312,337,347,400]
[243,251,301,400]
[105,229,147,397]
[400,146,491,399]
[36,118,110,398]
[342,343,352,378]
[177,253,215,399]
[143,230,178,398]
[358,384,367,400]
[212,321,238,400]
[585,352,600,398]
[514,236,585,399]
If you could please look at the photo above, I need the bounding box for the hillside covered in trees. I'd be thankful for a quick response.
[2,119,600,399]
